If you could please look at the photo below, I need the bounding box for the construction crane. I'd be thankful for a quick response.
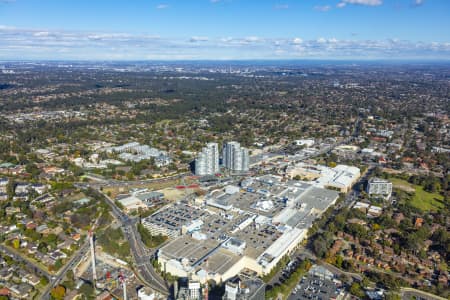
[88,230,97,284]
[119,271,127,300]
[88,218,101,287]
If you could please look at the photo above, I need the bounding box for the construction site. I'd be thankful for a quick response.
[69,230,163,300]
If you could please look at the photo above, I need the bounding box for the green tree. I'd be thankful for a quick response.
[137,222,167,248]
[50,285,66,300]
[12,238,20,249]
[79,283,94,299]
[335,255,344,268]
[349,282,365,298]
[66,269,75,281]
[40,276,49,286]
[385,293,401,300]
[54,259,63,270]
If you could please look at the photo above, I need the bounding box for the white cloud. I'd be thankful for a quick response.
[33,31,51,37]
[244,36,261,43]
[314,5,332,12]
[189,36,209,42]
[87,33,131,41]
[292,38,303,45]
[337,0,382,7]
[413,0,424,6]
[0,25,15,30]
[156,4,169,9]
[220,37,233,43]
[0,26,449,60]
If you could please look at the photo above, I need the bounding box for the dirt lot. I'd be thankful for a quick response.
[102,177,199,199]
[103,178,182,198]
[158,187,194,201]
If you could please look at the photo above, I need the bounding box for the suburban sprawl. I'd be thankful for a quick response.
[0,61,448,300]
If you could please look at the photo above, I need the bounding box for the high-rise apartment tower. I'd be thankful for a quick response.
[195,143,220,176]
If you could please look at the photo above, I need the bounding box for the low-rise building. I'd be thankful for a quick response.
[0,177,9,193]
[286,163,360,193]
[155,175,339,284]
[117,196,148,212]
[106,142,171,165]
[293,139,315,148]
[9,283,33,299]
[223,274,265,300]
[366,178,392,199]
[137,286,156,300]
[174,279,204,300]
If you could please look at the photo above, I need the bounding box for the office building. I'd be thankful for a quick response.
[367,178,392,199]
[0,178,9,194]
[195,143,219,176]
[222,142,249,173]
[174,279,204,300]
[223,275,265,300]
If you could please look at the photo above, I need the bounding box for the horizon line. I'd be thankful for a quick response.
[2,58,450,63]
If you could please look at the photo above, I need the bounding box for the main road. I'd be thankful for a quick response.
[40,241,90,300]
[91,188,169,295]
[40,213,109,300]
[1,241,90,300]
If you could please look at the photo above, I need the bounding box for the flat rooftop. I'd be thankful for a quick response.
[197,248,242,275]
[143,201,209,232]
[155,172,344,280]
[231,224,282,259]
[159,235,219,265]
[300,186,339,212]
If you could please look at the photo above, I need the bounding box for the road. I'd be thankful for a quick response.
[321,261,363,282]
[265,117,361,172]
[267,245,316,287]
[77,117,363,296]
[337,163,377,210]
[266,118,365,288]
[0,244,52,279]
[40,214,106,299]
[40,241,90,300]
[95,189,169,295]
[401,287,447,300]
[0,237,92,300]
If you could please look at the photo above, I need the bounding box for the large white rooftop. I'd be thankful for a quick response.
[287,163,360,191]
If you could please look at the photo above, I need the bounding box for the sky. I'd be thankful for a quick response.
[0,0,449,60]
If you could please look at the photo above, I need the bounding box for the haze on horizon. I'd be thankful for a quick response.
[0,0,449,60]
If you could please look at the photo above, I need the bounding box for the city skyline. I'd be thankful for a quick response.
[1,0,450,60]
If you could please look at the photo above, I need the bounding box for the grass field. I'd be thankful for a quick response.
[391,178,444,211]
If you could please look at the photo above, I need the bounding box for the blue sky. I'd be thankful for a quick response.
[0,0,449,60]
